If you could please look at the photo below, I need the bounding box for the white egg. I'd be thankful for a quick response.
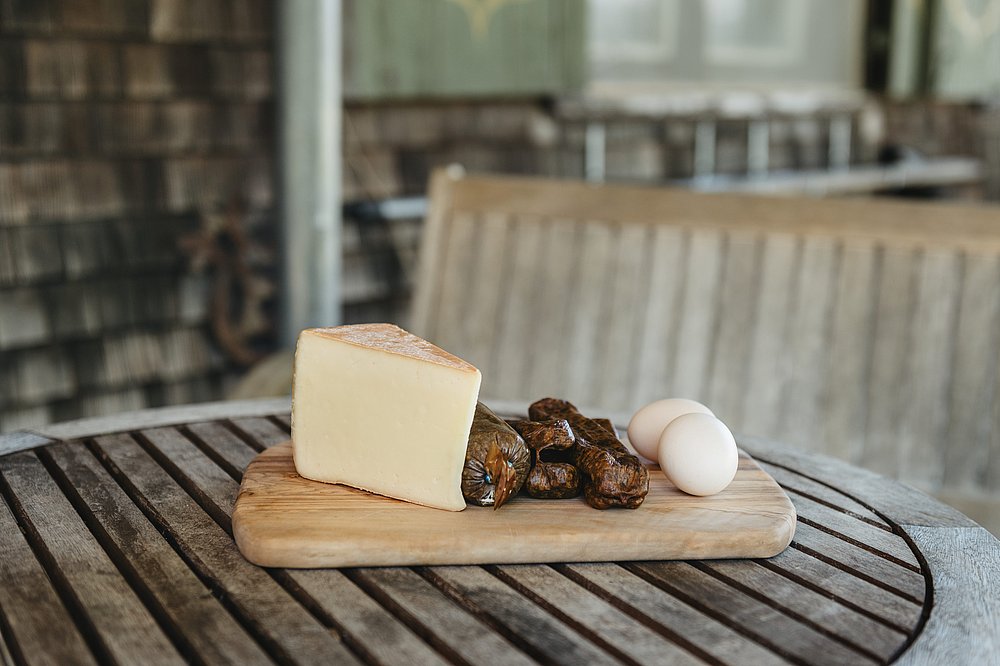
[657,413,738,496]
[627,398,714,460]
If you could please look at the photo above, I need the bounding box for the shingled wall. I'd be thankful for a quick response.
[0,0,275,431]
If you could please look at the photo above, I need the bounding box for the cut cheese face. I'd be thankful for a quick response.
[291,324,481,511]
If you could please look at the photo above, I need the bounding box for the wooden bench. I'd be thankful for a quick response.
[411,169,1000,530]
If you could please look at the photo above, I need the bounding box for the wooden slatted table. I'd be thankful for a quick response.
[1,398,997,666]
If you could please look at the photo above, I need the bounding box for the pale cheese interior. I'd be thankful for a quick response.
[292,325,481,511]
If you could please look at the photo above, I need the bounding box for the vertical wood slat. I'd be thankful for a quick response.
[491,217,547,401]
[671,229,726,403]
[0,453,186,666]
[822,241,879,465]
[460,213,513,389]
[632,227,688,408]
[90,433,362,665]
[563,224,618,406]
[707,230,763,429]
[778,237,840,451]
[899,250,962,490]
[742,234,801,438]
[945,253,1000,491]
[526,218,584,400]
[863,247,920,478]
[0,483,98,666]
[42,443,275,666]
[599,223,654,412]
[410,166,458,338]
[424,210,478,355]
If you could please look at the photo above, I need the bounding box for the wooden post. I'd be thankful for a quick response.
[278,0,342,347]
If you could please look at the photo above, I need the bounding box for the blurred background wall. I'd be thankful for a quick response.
[1,0,999,431]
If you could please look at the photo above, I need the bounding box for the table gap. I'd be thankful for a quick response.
[778,482,892,531]
[790,543,922,605]
[794,516,921,572]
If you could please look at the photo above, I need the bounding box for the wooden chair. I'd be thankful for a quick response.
[411,168,1000,532]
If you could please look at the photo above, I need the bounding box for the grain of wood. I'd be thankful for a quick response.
[561,563,791,665]
[42,443,273,666]
[0,452,186,666]
[763,544,923,633]
[427,566,620,666]
[757,460,889,527]
[707,230,762,428]
[233,443,794,567]
[354,567,536,666]
[562,224,618,406]
[791,522,925,602]
[671,229,726,403]
[895,525,1000,665]
[779,236,839,450]
[0,482,97,666]
[863,247,919,478]
[821,240,878,465]
[944,253,1000,491]
[701,559,908,661]
[526,218,584,400]
[495,564,708,664]
[899,249,961,490]
[598,223,654,412]
[490,217,547,401]
[90,433,361,665]
[742,234,800,437]
[633,561,877,665]
[632,226,687,408]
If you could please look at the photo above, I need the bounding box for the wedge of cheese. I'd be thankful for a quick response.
[291,324,481,511]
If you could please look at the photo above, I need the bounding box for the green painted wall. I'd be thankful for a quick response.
[342,0,585,100]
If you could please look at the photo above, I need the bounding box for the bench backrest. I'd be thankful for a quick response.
[411,169,1000,496]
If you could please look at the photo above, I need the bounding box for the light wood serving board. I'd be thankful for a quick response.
[233,441,796,568]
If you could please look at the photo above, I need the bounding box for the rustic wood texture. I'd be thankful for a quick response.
[409,170,1000,520]
[233,442,795,568]
[0,402,997,664]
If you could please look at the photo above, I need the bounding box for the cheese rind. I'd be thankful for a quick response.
[291,324,481,511]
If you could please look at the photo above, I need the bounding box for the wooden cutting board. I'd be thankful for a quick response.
[233,441,796,568]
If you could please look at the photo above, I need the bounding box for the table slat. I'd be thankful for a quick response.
[353,567,537,666]
[0,452,185,665]
[634,562,877,665]
[761,546,922,634]
[758,461,889,528]
[562,563,792,665]
[42,442,274,666]
[425,566,621,665]
[0,479,97,666]
[494,564,708,665]
[90,433,361,665]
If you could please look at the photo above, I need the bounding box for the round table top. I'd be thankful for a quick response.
[0,397,997,666]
